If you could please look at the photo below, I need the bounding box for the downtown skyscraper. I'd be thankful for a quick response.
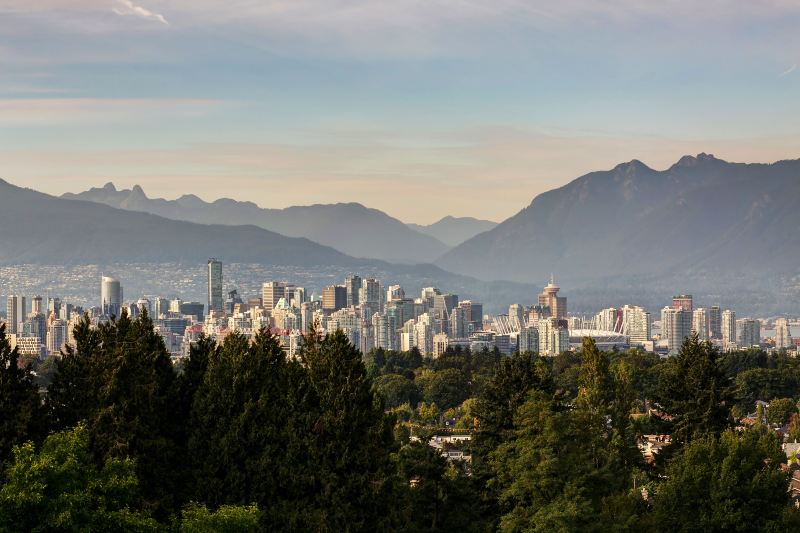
[207,258,224,315]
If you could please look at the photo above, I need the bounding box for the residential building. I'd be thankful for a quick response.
[661,306,692,354]
[775,318,793,350]
[722,310,736,350]
[692,307,709,341]
[737,318,761,348]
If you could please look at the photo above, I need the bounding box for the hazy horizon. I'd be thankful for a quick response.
[1,1,799,223]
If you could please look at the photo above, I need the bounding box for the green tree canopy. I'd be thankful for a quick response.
[0,424,158,532]
[649,427,793,531]
[374,373,421,409]
[654,334,733,447]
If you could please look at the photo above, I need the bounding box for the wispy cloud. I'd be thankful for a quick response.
[779,63,797,77]
[112,0,168,25]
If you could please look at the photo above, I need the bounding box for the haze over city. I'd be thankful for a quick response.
[2,0,799,222]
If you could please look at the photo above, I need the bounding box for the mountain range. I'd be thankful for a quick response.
[439,153,800,287]
[62,184,456,264]
[2,152,799,314]
[408,216,497,247]
[0,178,534,312]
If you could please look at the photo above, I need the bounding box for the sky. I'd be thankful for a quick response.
[0,0,798,224]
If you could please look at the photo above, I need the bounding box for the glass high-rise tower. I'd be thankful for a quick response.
[207,258,223,316]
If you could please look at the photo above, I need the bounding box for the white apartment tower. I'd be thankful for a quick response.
[692,308,709,341]
[621,305,651,346]
[537,317,568,356]
[721,310,736,350]
[661,306,692,354]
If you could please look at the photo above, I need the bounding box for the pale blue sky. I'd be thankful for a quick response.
[1,0,798,223]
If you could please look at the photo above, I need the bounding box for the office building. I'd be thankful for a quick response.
[180,301,206,322]
[207,258,224,315]
[509,304,525,331]
[31,295,43,315]
[386,284,404,302]
[709,306,722,339]
[6,295,20,335]
[432,293,458,334]
[459,300,484,333]
[46,318,68,355]
[262,281,294,311]
[101,276,123,317]
[345,275,361,307]
[322,285,347,312]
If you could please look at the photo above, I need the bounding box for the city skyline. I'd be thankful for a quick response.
[2,1,799,222]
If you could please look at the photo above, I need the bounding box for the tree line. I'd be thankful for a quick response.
[1,313,800,531]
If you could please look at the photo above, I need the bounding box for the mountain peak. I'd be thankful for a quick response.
[130,184,146,197]
[102,182,117,192]
[672,152,721,169]
[613,159,651,173]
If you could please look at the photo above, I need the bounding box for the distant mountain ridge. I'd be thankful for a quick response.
[439,153,800,286]
[0,179,354,266]
[0,178,537,313]
[63,183,448,264]
[408,216,497,246]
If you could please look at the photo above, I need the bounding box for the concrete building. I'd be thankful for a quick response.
[692,308,709,341]
[322,285,347,312]
[261,281,295,311]
[775,318,793,350]
[722,310,737,350]
[46,318,68,355]
[433,333,449,358]
[6,295,21,335]
[538,317,569,356]
[621,305,651,346]
[737,318,761,348]
[31,295,43,315]
[538,276,567,319]
[360,278,383,314]
[661,306,692,354]
[509,304,525,331]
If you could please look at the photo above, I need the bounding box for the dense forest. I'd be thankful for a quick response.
[2,313,800,531]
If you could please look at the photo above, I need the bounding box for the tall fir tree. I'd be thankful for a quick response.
[0,323,43,469]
